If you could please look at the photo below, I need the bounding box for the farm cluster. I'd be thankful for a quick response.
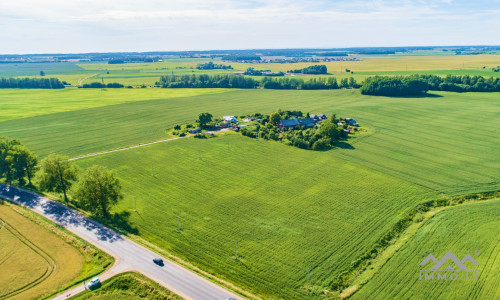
[238,110,359,150]
[171,110,361,150]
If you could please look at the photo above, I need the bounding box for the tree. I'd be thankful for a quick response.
[197,112,213,128]
[320,121,340,142]
[0,137,22,184]
[76,165,123,218]
[38,154,78,202]
[11,145,38,185]
[269,112,282,125]
[40,71,45,76]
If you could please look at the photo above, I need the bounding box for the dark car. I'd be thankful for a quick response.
[153,257,164,266]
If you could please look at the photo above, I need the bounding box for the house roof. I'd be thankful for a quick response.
[318,114,327,119]
[280,118,300,127]
[299,118,316,125]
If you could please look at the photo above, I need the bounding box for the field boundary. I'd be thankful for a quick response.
[330,191,500,298]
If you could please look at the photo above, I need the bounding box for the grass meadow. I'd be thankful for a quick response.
[352,199,500,300]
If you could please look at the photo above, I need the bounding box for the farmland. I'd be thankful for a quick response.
[0,88,228,121]
[0,54,499,298]
[1,89,498,194]
[1,54,499,87]
[75,133,435,298]
[0,202,112,299]
[352,199,500,300]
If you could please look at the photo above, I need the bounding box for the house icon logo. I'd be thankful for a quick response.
[420,251,479,270]
[418,251,480,281]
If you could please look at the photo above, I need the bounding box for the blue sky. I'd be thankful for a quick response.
[0,0,498,54]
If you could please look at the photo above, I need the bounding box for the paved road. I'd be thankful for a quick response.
[0,183,242,300]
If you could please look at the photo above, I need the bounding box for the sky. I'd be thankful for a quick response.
[0,0,499,54]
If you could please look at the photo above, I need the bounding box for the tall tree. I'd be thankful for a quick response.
[0,137,22,184]
[197,112,213,128]
[38,154,78,202]
[11,145,38,185]
[269,112,282,125]
[76,165,123,218]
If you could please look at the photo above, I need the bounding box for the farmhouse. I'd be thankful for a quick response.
[279,118,300,129]
[298,118,316,128]
[346,118,359,126]
[223,116,238,123]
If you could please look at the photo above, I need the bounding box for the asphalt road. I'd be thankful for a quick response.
[0,183,242,300]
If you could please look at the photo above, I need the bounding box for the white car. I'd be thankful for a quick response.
[88,277,101,289]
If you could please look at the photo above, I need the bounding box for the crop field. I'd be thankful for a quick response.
[0,80,499,297]
[3,54,498,87]
[0,88,228,121]
[0,201,113,299]
[1,89,498,195]
[0,62,86,77]
[0,202,84,299]
[352,199,500,300]
[231,54,500,73]
[75,134,435,298]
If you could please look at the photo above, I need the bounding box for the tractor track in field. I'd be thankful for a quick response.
[77,73,100,86]
[0,218,57,300]
[68,129,229,161]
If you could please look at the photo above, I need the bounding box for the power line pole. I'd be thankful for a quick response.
[134,196,137,212]
[177,216,180,232]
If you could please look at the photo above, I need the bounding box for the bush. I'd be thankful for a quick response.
[179,132,186,137]
[193,133,207,139]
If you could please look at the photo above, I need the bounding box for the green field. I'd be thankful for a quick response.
[74,272,181,300]
[0,78,499,298]
[2,54,498,87]
[0,202,112,299]
[1,89,498,195]
[0,88,228,121]
[75,133,435,298]
[352,200,500,300]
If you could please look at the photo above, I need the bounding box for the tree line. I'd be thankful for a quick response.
[0,136,122,218]
[288,64,328,74]
[361,74,500,96]
[156,74,257,88]
[157,74,359,90]
[0,77,65,89]
[81,82,124,88]
[196,61,233,70]
[221,55,262,61]
[360,76,429,96]
[261,76,360,90]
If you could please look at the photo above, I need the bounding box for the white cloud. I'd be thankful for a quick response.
[0,0,498,53]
